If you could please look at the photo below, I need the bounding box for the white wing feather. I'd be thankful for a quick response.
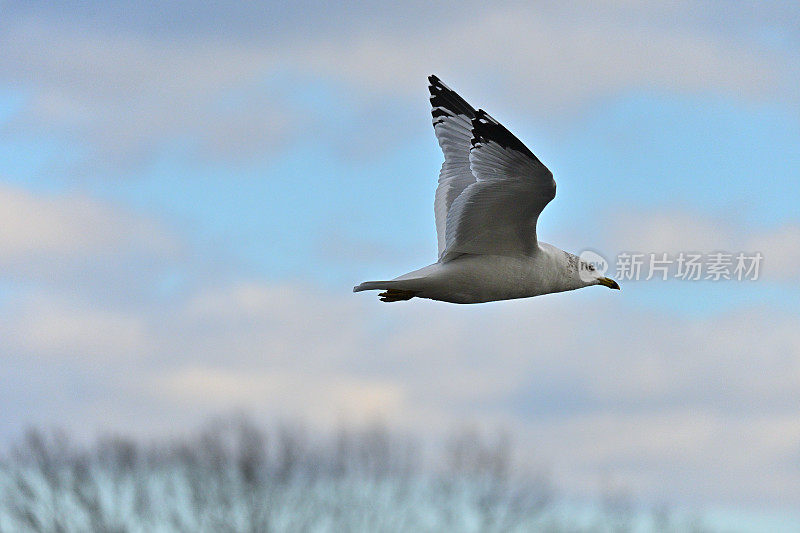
[440,109,555,261]
[428,75,478,259]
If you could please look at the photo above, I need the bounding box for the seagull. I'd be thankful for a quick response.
[354,75,619,303]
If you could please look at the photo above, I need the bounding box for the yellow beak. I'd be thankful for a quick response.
[598,277,620,290]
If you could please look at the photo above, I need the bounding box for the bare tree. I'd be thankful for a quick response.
[0,418,707,532]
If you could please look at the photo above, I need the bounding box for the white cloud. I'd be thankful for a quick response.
[0,183,178,260]
[606,209,800,280]
[755,224,800,280]
[291,3,787,118]
[156,366,405,428]
[523,410,800,504]
[0,182,191,307]
[0,21,292,167]
[4,281,800,505]
[1,2,795,171]
[1,292,146,359]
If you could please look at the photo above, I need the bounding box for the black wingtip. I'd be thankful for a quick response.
[428,75,445,96]
[470,109,493,148]
[470,109,535,158]
[427,75,477,123]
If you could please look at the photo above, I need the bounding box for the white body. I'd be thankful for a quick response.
[355,243,595,304]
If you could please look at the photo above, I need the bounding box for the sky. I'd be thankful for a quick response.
[2,0,800,518]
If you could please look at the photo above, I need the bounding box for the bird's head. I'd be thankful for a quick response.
[577,259,619,289]
[571,251,620,290]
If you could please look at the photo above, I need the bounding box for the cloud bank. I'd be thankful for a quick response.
[3,278,800,505]
[1,1,796,171]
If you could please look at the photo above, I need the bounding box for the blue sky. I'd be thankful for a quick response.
[2,0,800,518]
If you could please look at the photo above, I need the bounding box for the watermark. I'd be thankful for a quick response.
[578,249,609,282]
[578,251,763,281]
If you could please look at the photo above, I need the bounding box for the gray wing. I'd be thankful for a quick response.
[428,75,478,259]
[440,109,556,262]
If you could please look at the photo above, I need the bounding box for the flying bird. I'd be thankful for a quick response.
[354,75,619,303]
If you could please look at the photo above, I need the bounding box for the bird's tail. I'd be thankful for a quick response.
[353,281,417,302]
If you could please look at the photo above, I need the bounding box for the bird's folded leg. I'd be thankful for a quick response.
[378,289,417,302]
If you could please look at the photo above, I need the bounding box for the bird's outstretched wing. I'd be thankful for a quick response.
[440,109,556,261]
[428,75,478,259]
